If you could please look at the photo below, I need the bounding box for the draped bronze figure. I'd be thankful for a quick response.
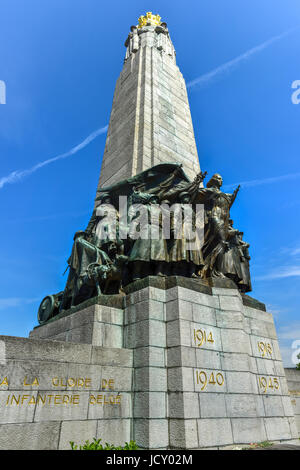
[37,163,251,324]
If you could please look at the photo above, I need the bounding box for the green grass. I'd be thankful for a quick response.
[245,441,273,449]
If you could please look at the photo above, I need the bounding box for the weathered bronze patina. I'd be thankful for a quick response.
[38,163,251,324]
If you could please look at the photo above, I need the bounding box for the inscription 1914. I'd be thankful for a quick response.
[193,329,214,348]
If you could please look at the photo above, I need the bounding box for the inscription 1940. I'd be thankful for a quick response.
[195,370,224,391]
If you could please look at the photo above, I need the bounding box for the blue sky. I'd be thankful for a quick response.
[0,0,299,365]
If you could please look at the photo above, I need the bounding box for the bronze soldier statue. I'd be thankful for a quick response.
[128,191,169,280]
[168,192,204,278]
[195,173,240,279]
[38,163,252,323]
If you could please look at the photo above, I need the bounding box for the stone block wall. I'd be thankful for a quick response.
[97,40,200,189]
[0,336,133,450]
[3,277,300,449]
[30,296,124,348]
[124,286,169,448]
[164,284,297,448]
[122,279,298,448]
[285,368,300,437]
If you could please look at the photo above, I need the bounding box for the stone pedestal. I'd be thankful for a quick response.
[285,368,300,434]
[30,295,125,348]
[123,277,298,448]
[1,277,298,449]
[0,336,133,450]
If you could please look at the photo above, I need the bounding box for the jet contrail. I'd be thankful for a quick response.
[255,266,300,280]
[187,28,296,89]
[223,171,300,191]
[0,125,108,189]
[0,28,297,189]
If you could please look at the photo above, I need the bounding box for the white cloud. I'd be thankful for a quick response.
[278,323,300,341]
[187,28,296,89]
[278,344,295,367]
[277,324,300,367]
[0,125,108,190]
[255,266,300,280]
[265,304,289,318]
[223,172,300,191]
[0,297,39,310]
[6,210,90,224]
[0,80,6,105]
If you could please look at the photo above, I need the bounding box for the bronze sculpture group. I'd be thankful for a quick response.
[38,163,251,324]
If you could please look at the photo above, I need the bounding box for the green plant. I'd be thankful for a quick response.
[70,438,139,450]
[296,353,300,370]
[247,441,273,449]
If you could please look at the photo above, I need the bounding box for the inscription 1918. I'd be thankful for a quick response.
[257,341,272,358]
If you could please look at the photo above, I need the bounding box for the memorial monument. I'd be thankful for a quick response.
[0,12,299,450]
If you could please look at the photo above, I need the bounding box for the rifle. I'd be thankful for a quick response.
[229,184,240,208]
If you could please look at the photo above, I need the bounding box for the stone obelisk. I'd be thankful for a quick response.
[97,12,200,189]
[9,13,298,451]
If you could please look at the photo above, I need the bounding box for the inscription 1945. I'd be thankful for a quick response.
[258,376,280,394]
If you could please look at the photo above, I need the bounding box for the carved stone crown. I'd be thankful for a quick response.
[137,12,161,29]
